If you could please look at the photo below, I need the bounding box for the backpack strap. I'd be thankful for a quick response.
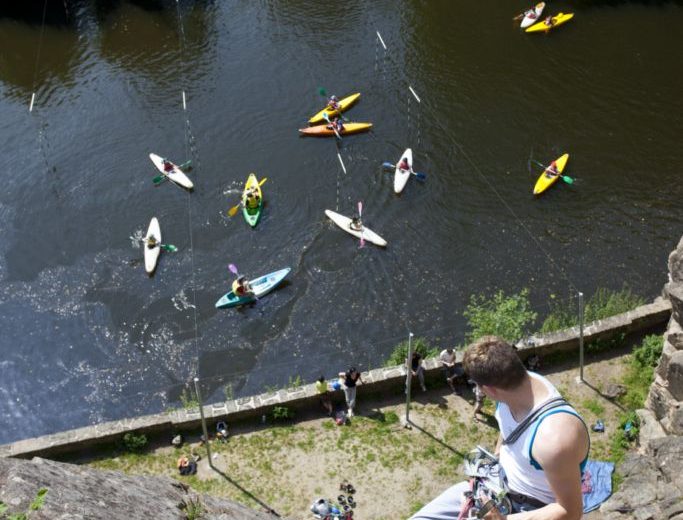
[502,397,568,446]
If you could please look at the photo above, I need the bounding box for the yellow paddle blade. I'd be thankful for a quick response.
[227,204,240,217]
[258,177,268,186]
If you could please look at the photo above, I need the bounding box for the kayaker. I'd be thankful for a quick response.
[349,216,363,231]
[331,117,344,133]
[327,95,340,111]
[543,15,554,26]
[545,160,559,177]
[163,160,174,172]
[525,8,537,19]
[232,276,253,297]
[146,236,158,249]
[244,187,260,209]
[398,157,410,171]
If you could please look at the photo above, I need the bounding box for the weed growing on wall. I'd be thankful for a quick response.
[384,337,439,367]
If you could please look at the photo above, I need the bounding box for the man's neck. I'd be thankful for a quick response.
[502,375,550,422]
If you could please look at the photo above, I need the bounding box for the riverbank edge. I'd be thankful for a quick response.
[0,298,671,460]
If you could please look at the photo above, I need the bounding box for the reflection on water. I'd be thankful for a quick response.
[0,0,681,444]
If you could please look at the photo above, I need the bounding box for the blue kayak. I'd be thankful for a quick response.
[215,268,291,309]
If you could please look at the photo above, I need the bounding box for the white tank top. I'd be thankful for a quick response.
[495,372,586,505]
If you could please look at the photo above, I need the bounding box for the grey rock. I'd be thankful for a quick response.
[0,457,278,520]
[666,351,683,401]
[636,409,666,450]
[658,341,679,381]
[667,318,683,350]
[669,236,683,284]
[604,383,628,399]
[667,282,683,326]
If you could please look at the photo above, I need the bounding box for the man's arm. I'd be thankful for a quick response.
[488,413,588,520]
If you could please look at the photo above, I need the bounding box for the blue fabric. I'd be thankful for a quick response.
[582,460,614,513]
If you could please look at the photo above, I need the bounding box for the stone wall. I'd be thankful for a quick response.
[0,298,671,462]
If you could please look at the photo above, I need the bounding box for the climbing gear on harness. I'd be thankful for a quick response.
[457,447,512,520]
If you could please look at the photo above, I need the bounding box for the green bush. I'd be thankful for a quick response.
[122,432,148,453]
[384,337,439,367]
[633,334,663,368]
[540,287,645,333]
[463,289,537,343]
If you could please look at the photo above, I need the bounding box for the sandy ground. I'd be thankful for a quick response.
[90,346,631,519]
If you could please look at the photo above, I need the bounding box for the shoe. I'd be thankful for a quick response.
[348,410,354,418]
[421,385,427,392]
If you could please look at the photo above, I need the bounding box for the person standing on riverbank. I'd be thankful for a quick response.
[411,336,589,520]
[406,351,427,393]
[315,376,334,416]
[339,367,363,417]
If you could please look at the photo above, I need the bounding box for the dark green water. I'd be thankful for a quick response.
[0,0,681,443]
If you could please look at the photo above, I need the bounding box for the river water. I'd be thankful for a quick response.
[0,0,681,444]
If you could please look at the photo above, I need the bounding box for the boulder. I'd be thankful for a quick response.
[669,235,683,284]
[666,282,683,327]
[0,457,278,520]
[665,351,683,401]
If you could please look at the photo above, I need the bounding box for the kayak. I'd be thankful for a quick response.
[241,173,263,228]
[520,2,545,28]
[299,122,373,137]
[394,148,413,194]
[324,209,387,247]
[308,93,361,125]
[144,217,161,275]
[149,153,193,190]
[533,153,569,195]
[525,12,574,33]
[215,268,291,309]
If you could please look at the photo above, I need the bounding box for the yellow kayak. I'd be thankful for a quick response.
[308,93,361,125]
[533,153,569,195]
[525,12,574,33]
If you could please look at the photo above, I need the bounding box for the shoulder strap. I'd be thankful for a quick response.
[502,397,568,446]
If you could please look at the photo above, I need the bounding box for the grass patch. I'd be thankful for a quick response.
[540,287,645,333]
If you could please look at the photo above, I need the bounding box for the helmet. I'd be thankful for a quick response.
[331,95,338,101]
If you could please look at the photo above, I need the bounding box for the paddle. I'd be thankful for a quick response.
[358,201,365,249]
[381,162,427,181]
[322,112,342,140]
[530,159,574,184]
[152,160,192,184]
[227,177,268,217]
[134,237,178,252]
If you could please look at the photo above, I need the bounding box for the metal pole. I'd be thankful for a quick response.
[578,292,585,383]
[405,332,414,426]
[194,377,213,466]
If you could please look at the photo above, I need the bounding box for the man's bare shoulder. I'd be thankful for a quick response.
[533,411,589,469]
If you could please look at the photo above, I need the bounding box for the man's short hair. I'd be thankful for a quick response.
[463,336,526,390]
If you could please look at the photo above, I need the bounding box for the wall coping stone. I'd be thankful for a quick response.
[0,299,671,461]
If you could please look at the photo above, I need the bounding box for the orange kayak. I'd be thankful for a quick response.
[299,122,373,137]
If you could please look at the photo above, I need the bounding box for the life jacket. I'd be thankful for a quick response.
[232,280,246,296]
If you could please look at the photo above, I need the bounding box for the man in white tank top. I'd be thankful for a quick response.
[411,336,589,520]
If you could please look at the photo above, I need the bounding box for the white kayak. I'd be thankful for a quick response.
[520,2,545,28]
[149,153,193,190]
[144,217,161,275]
[324,209,387,247]
[394,148,413,194]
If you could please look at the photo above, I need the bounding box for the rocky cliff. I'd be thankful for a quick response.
[600,235,683,519]
[0,456,277,520]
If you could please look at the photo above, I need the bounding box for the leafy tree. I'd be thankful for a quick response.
[464,289,537,343]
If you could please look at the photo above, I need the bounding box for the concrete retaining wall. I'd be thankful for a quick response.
[0,298,671,460]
